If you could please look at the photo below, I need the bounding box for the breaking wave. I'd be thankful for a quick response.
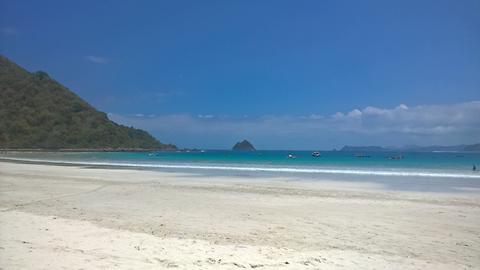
[3,157,480,179]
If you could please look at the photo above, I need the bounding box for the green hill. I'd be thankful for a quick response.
[0,55,175,150]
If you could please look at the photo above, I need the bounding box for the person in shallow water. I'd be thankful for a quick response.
[473,165,477,171]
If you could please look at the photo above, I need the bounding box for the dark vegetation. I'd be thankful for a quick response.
[0,55,175,150]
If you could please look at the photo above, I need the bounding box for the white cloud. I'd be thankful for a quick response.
[347,109,362,117]
[197,114,214,119]
[152,90,185,103]
[108,101,480,149]
[85,55,108,64]
[328,101,480,136]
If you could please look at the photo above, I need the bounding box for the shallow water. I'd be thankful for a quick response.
[2,150,480,192]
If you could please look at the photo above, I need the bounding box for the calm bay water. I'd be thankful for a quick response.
[2,150,480,192]
[2,150,480,178]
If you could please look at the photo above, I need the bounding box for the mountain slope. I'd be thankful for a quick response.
[463,144,480,152]
[0,55,175,150]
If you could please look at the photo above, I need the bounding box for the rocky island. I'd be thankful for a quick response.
[232,140,256,151]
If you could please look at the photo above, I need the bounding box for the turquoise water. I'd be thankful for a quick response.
[2,150,480,192]
[2,150,480,178]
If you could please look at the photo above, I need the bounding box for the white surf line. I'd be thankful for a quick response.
[1,157,480,179]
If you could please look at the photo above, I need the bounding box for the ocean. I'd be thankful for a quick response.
[2,150,480,192]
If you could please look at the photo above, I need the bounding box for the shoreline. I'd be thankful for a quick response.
[2,156,480,180]
[1,161,479,269]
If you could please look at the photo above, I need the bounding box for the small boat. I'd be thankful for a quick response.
[312,151,321,157]
[288,154,296,159]
[355,153,370,158]
[388,155,404,160]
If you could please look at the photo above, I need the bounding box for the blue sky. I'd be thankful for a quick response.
[1,0,479,149]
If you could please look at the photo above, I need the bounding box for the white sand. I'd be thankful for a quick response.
[0,161,479,269]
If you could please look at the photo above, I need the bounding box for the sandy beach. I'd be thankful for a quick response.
[0,161,479,269]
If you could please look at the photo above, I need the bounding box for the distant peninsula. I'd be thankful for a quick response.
[340,143,480,152]
[232,140,256,151]
[0,55,176,151]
